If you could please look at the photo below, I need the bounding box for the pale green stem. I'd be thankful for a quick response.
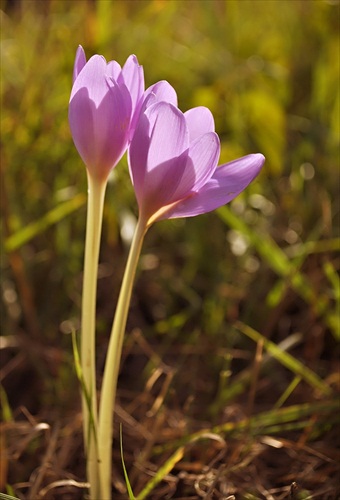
[98,216,148,499]
[81,173,107,499]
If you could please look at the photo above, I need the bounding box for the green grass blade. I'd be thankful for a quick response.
[0,494,21,500]
[217,206,292,276]
[248,401,337,427]
[212,332,303,407]
[274,375,302,409]
[152,400,338,455]
[235,321,332,395]
[120,425,136,500]
[136,446,184,500]
[286,238,340,258]
[5,193,86,253]
[217,206,338,336]
[0,384,12,422]
[323,260,340,340]
[71,329,97,445]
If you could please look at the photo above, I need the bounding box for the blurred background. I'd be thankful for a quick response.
[1,0,339,498]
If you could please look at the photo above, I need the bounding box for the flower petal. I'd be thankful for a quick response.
[143,81,178,109]
[107,60,122,80]
[69,56,132,179]
[128,111,150,202]
[129,102,189,216]
[144,102,189,173]
[164,153,265,219]
[184,107,215,141]
[120,55,144,110]
[70,55,107,106]
[119,55,144,138]
[72,45,87,83]
[171,132,220,201]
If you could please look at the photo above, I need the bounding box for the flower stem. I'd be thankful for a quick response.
[98,217,147,499]
[81,173,107,499]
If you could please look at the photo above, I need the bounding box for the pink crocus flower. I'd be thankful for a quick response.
[69,46,144,182]
[128,99,265,227]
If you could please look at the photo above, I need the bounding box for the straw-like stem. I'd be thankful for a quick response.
[98,217,147,499]
[81,173,107,499]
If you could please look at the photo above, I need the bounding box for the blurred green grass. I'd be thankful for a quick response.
[1,0,339,496]
[2,0,338,330]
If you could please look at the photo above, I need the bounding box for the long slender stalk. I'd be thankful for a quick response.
[98,217,147,499]
[81,173,107,499]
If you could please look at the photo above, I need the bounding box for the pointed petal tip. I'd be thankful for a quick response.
[124,54,143,69]
[143,81,178,109]
[72,45,87,83]
[252,152,266,167]
[252,153,266,175]
[255,152,265,161]
[161,152,265,220]
[131,54,141,65]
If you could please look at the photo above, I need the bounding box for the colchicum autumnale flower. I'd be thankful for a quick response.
[69,45,144,181]
[69,46,144,499]
[98,89,265,499]
[129,99,265,227]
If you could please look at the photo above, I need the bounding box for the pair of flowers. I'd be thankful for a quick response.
[69,46,265,226]
[69,47,264,499]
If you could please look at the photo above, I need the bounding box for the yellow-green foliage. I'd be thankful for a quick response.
[1,0,339,381]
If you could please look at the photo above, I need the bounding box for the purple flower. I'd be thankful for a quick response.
[69,46,144,181]
[128,100,265,226]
